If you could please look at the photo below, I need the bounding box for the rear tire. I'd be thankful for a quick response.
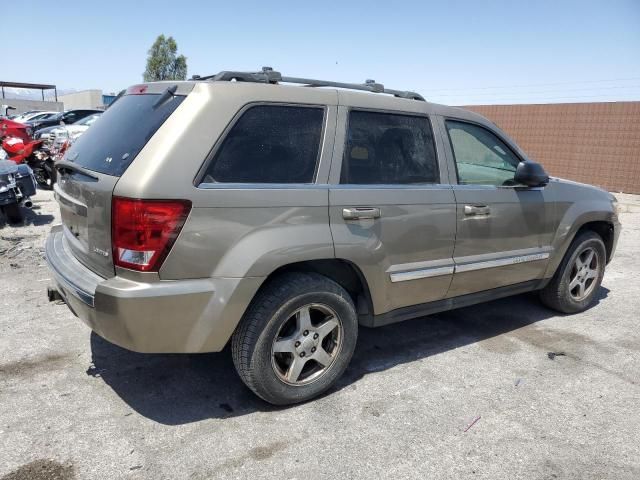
[232,272,358,405]
[539,230,606,313]
[3,203,23,224]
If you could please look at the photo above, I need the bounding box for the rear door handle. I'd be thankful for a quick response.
[342,207,381,220]
[464,204,490,216]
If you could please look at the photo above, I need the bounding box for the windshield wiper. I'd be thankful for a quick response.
[153,85,178,109]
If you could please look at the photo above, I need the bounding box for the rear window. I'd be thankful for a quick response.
[64,94,184,176]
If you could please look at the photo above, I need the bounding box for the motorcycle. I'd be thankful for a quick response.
[0,157,37,224]
[1,136,55,189]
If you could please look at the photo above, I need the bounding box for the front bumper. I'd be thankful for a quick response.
[45,225,263,353]
[0,191,18,206]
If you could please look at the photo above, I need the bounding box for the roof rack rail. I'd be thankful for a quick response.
[190,67,425,102]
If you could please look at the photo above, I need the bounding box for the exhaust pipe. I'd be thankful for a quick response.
[24,199,33,208]
[47,286,64,303]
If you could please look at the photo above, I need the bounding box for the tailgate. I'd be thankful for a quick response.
[54,168,118,278]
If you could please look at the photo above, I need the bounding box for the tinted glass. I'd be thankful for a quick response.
[203,105,324,184]
[341,111,438,184]
[62,112,77,122]
[446,121,521,186]
[64,94,184,176]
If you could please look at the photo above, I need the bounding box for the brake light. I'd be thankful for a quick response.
[111,197,191,272]
[126,84,148,95]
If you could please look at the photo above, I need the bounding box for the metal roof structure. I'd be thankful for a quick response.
[0,81,58,101]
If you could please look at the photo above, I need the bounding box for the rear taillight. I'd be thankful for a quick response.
[111,197,191,272]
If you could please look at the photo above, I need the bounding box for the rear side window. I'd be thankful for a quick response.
[64,94,184,176]
[202,105,324,184]
[341,111,438,184]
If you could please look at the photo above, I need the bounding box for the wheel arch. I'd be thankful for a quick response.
[575,220,615,263]
[546,213,617,278]
[254,258,374,324]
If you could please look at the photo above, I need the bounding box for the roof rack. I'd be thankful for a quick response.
[190,67,425,102]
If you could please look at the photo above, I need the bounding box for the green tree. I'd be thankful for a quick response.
[143,35,187,82]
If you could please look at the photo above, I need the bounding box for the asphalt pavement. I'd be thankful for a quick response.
[1,191,639,480]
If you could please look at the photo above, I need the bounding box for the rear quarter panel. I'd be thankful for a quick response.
[115,82,340,280]
[160,188,334,278]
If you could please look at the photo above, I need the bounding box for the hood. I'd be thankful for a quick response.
[550,177,616,201]
[65,125,89,135]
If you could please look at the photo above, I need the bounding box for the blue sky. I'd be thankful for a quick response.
[4,0,640,104]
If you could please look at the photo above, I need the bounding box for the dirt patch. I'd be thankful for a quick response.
[478,334,521,354]
[0,354,70,378]
[1,460,74,480]
[248,440,289,461]
[214,440,290,472]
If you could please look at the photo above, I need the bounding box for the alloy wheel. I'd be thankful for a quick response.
[568,247,599,301]
[271,303,343,386]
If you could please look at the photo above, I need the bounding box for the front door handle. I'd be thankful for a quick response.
[342,207,381,220]
[464,204,490,216]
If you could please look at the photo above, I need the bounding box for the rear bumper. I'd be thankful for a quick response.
[45,225,263,353]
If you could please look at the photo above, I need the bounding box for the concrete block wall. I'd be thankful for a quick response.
[1,99,64,115]
[57,90,104,110]
[464,101,640,194]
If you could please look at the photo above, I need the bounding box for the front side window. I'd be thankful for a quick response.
[445,120,520,186]
[202,105,324,184]
[341,111,438,185]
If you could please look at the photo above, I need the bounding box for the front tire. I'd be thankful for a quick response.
[231,272,358,405]
[540,230,606,313]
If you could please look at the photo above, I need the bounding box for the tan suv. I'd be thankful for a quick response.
[46,68,620,405]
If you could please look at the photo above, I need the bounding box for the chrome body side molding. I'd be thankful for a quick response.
[388,246,553,283]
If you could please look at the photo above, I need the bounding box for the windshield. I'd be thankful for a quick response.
[64,94,184,176]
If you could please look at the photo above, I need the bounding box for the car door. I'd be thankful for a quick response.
[436,116,557,297]
[329,106,457,320]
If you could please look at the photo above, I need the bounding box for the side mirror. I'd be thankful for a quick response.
[514,160,549,187]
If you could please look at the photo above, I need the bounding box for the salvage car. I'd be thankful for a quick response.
[37,112,102,143]
[0,158,36,223]
[0,118,33,142]
[45,68,620,405]
[12,111,58,123]
[27,109,102,133]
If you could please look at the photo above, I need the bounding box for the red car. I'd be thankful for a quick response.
[0,118,33,142]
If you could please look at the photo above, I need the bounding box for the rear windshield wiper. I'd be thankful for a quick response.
[57,162,99,181]
[153,85,178,109]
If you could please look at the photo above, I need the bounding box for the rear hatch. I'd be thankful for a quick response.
[54,87,186,278]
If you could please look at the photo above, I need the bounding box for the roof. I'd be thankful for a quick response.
[191,67,425,101]
[0,81,56,90]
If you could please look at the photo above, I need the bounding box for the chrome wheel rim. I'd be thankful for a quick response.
[271,303,343,386]
[568,247,599,301]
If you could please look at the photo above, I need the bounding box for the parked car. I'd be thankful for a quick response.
[0,118,33,142]
[37,112,102,143]
[0,158,37,223]
[27,109,102,133]
[45,68,621,405]
[12,111,58,124]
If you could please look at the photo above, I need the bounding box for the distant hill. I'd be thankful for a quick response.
[1,87,77,101]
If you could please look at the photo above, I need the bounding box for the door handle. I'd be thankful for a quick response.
[464,204,490,216]
[342,207,381,220]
